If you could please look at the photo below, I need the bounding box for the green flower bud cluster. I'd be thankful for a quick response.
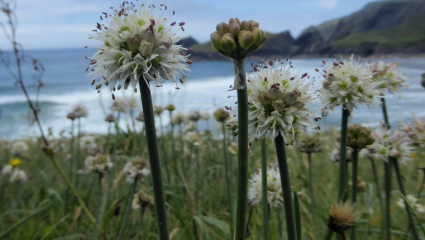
[337,124,375,150]
[164,104,176,112]
[298,134,321,154]
[214,108,230,123]
[210,18,267,59]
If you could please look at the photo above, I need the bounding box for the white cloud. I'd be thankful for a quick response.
[315,0,339,9]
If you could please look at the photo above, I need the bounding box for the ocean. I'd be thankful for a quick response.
[0,48,424,139]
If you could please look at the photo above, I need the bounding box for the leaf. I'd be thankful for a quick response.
[193,216,208,239]
[399,193,425,237]
[46,189,64,206]
[101,197,123,230]
[201,216,230,236]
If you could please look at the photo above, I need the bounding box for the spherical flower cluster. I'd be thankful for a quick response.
[1,165,13,177]
[403,114,425,147]
[80,135,97,149]
[67,112,79,121]
[110,98,129,113]
[164,104,176,112]
[298,133,321,154]
[105,113,117,123]
[11,141,28,155]
[337,124,374,150]
[185,131,200,146]
[228,59,320,143]
[122,157,151,184]
[9,169,27,183]
[364,126,414,165]
[172,112,186,125]
[214,108,230,123]
[396,194,425,213]
[153,105,164,116]
[369,59,408,95]
[85,154,113,173]
[87,2,191,98]
[211,18,266,59]
[132,188,154,210]
[127,98,138,108]
[248,166,283,208]
[73,104,88,118]
[320,55,379,113]
[328,202,359,234]
[188,110,202,122]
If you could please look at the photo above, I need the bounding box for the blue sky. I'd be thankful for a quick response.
[0,0,380,50]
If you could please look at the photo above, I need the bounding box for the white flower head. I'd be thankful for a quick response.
[329,145,353,162]
[80,135,97,150]
[1,165,13,177]
[369,59,409,95]
[132,188,154,210]
[320,55,379,113]
[85,154,113,173]
[87,2,191,99]
[11,141,28,155]
[127,98,138,108]
[172,112,186,125]
[229,59,320,143]
[73,104,88,118]
[185,131,200,146]
[396,194,425,213]
[122,157,150,184]
[403,114,425,147]
[365,126,414,165]
[10,169,27,183]
[248,166,283,208]
[153,104,164,115]
[110,98,130,112]
[188,110,202,122]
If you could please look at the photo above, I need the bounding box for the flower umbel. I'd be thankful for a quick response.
[85,154,113,173]
[87,2,191,99]
[320,55,379,113]
[248,166,283,208]
[369,59,409,95]
[122,157,151,184]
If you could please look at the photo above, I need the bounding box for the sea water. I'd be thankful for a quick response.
[0,48,424,139]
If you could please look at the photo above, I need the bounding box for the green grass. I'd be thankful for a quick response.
[332,13,425,48]
[0,121,424,239]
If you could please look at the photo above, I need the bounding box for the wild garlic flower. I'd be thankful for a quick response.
[132,188,154,210]
[396,194,425,213]
[73,104,88,118]
[153,105,164,116]
[123,157,151,184]
[80,135,97,149]
[248,166,283,208]
[105,113,117,123]
[298,133,321,154]
[214,108,230,123]
[164,103,176,112]
[201,112,211,120]
[127,98,138,108]
[365,127,414,165]
[11,141,28,155]
[67,112,79,121]
[188,110,202,122]
[85,154,113,173]
[110,98,129,112]
[87,2,191,99]
[185,131,200,146]
[403,114,425,147]
[1,165,13,177]
[135,111,144,122]
[229,59,320,143]
[320,55,379,113]
[369,60,408,95]
[10,169,27,183]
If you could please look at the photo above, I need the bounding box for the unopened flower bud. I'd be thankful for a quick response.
[252,28,264,44]
[258,92,272,105]
[240,21,252,31]
[252,33,267,51]
[249,20,259,28]
[220,33,236,52]
[210,31,223,52]
[214,108,230,123]
[230,23,240,36]
[229,18,240,25]
[272,99,286,112]
[345,124,375,149]
[238,30,254,49]
[139,40,153,56]
[282,92,298,105]
[216,22,229,34]
[268,88,281,100]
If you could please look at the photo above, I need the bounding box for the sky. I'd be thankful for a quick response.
[0,0,381,50]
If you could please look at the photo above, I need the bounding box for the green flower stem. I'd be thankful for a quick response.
[380,95,390,129]
[384,161,392,240]
[69,120,75,181]
[277,207,283,240]
[0,202,52,239]
[323,229,333,240]
[117,178,137,240]
[92,173,102,240]
[260,139,269,240]
[169,112,178,179]
[338,106,350,201]
[130,109,141,155]
[50,154,95,222]
[234,58,249,240]
[307,153,317,225]
[138,77,170,240]
[391,157,420,240]
[369,157,385,239]
[104,123,111,155]
[350,149,359,240]
[222,122,234,239]
[275,134,298,240]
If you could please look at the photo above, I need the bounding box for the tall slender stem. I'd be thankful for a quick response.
[169,112,177,179]
[391,157,420,240]
[69,121,75,181]
[222,122,234,239]
[275,134,297,240]
[117,178,137,240]
[384,161,392,240]
[369,157,385,239]
[260,139,269,240]
[138,77,170,240]
[92,173,102,240]
[349,149,359,240]
[234,58,249,240]
[103,124,111,154]
[380,96,390,129]
[307,153,317,225]
[277,207,283,240]
[338,107,350,201]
